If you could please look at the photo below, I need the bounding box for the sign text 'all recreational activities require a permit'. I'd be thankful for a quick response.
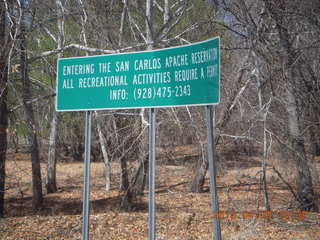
[56,37,220,111]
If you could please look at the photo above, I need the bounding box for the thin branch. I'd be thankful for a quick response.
[229,77,251,111]
[118,0,128,46]
[28,43,115,62]
[27,42,148,63]
[271,166,300,203]
[9,93,55,113]
[154,0,164,12]
[219,133,261,144]
[265,129,308,164]
[211,20,248,38]
[41,26,57,43]
[155,0,188,43]
[160,22,198,44]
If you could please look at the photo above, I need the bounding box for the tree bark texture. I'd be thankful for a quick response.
[190,156,208,192]
[0,1,8,216]
[46,0,65,194]
[120,116,148,210]
[120,0,154,210]
[309,126,320,157]
[20,4,43,210]
[264,0,317,211]
[46,111,59,193]
[96,114,111,191]
[309,109,320,157]
[285,80,317,210]
[120,155,129,191]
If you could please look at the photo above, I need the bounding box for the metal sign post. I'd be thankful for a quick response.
[206,105,222,240]
[82,111,92,240]
[148,108,156,240]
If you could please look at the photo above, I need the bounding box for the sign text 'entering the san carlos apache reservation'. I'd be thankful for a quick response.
[56,37,220,111]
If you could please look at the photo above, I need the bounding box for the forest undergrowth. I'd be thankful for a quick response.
[1,147,320,240]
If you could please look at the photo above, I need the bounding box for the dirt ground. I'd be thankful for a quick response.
[1,149,320,240]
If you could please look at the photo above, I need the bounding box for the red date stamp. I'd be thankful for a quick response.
[212,210,316,221]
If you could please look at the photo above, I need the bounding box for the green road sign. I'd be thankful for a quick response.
[56,37,220,111]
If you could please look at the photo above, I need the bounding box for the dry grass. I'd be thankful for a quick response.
[1,150,320,239]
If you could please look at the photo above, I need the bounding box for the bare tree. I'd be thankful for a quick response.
[0,0,12,217]
[120,0,154,210]
[95,112,111,191]
[46,0,65,194]
[261,0,318,211]
[216,0,319,211]
[20,0,43,210]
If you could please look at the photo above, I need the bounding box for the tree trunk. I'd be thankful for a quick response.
[20,3,43,210]
[120,114,148,210]
[190,156,208,192]
[286,79,317,210]
[118,0,128,46]
[309,111,320,157]
[46,0,65,194]
[46,111,59,193]
[264,0,318,212]
[310,127,320,157]
[95,113,111,191]
[120,0,154,210]
[133,110,149,196]
[0,62,7,218]
[0,1,8,216]
[256,53,271,211]
[119,155,129,191]
[120,155,148,211]
[127,0,156,197]
[130,153,148,196]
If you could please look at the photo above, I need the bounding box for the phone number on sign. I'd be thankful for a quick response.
[133,85,191,100]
